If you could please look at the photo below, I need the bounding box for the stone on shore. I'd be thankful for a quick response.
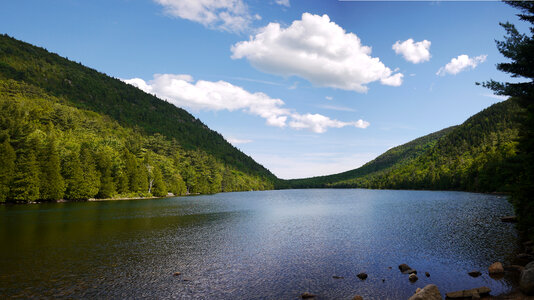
[445,287,491,299]
[468,270,481,277]
[301,292,316,298]
[399,264,412,273]
[488,262,504,275]
[408,284,441,300]
[520,261,534,295]
[409,273,418,282]
[357,272,368,280]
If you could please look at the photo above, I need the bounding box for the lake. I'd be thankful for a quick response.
[0,189,519,299]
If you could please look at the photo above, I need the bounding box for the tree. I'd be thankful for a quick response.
[9,149,40,202]
[151,165,167,197]
[0,139,16,202]
[95,146,116,198]
[39,136,65,200]
[481,1,534,229]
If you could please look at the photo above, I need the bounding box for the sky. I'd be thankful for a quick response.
[0,0,526,179]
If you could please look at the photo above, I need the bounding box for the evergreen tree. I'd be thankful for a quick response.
[39,136,65,200]
[169,172,187,196]
[481,1,534,229]
[79,146,100,198]
[95,147,115,198]
[9,149,40,202]
[0,139,16,202]
[151,165,167,197]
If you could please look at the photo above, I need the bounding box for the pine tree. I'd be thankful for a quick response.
[39,136,65,200]
[0,139,16,202]
[79,146,100,199]
[9,149,40,202]
[151,165,167,197]
[169,172,187,196]
[481,1,534,229]
[95,147,115,198]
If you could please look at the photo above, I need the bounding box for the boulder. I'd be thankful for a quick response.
[505,264,525,273]
[399,264,412,273]
[408,284,441,300]
[301,292,316,299]
[409,273,418,282]
[468,270,482,277]
[445,287,491,299]
[352,296,363,300]
[520,261,534,295]
[357,272,368,280]
[488,262,504,275]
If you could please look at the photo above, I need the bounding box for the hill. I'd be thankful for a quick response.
[0,34,275,181]
[0,35,275,202]
[281,98,523,193]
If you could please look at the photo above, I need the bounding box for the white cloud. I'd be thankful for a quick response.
[392,39,431,64]
[436,54,487,76]
[231,13,403,93]
[318,104,356,112]
[226,137,253,145]
[289,113,369,133]
[124,74,369,133]
[275,0,290,7]
[325,96,333,101]
[153,0,255,33]
[482,93,508,101]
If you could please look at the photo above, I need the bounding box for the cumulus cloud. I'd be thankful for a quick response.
[436,54,487,76]
[153,0,256,33]
[124,74,369,133]
[392,39,431,64]
[275,0,290,7]
[231,13,403,93]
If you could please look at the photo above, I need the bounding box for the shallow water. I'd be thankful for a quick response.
[0,189,519,299]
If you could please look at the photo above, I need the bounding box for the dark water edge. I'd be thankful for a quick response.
[0,189,520,299]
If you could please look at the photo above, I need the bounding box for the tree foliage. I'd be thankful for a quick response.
[480,1,534,229]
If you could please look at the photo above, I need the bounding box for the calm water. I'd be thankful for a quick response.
[0,189,519,299]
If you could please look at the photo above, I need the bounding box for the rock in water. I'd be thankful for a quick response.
[301,292,316,299]
[408,284,441,300]
[409,273,418,282]
[399,264,411,273]
[173,272,181,276]
[425,272,430,277]
[445,287,490,299]
[357,272,368,280]
[332,275,344,279]
[468,270,482,277]
[520,261,534,295]
[352,296,363,300]
[488,262,504,275]
[403,269,417,275]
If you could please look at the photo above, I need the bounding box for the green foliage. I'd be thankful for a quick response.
[282,99,522,194]
[480,2,534,231]
[0,139,16,202]
[39,136,65,200]
[0,79,273,202]
[0,34,276,185]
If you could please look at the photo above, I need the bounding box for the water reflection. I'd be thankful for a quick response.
[0,189,519,299]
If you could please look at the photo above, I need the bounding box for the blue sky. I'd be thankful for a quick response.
[0,0,525,179]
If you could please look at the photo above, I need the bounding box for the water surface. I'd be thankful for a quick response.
[0,189,519,299]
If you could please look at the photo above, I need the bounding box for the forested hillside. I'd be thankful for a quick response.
[0,34,275,181]
[283,98,522,193]
[0,34,276,202]
[0,80,273,202]
[280,126,457,189]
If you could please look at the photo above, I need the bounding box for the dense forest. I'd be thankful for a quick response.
[0,34,276,183]
[0,34,277,203]
[0,79,273,202]
[283,98,522,193]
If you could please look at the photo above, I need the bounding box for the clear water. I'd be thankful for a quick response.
[0,189,519,299]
